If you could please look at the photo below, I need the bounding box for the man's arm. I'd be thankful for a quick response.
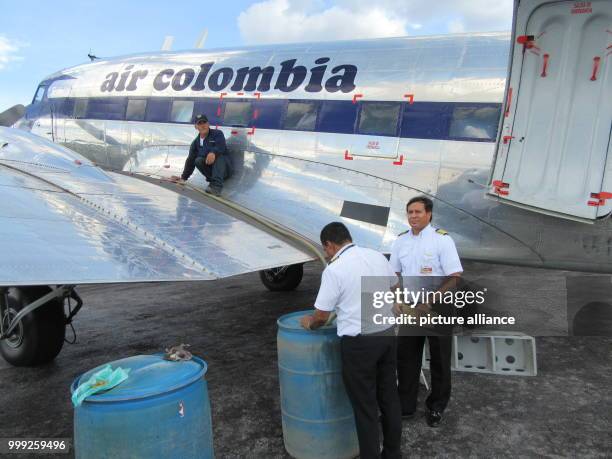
[300,268,338,330]
[181,140,198,181]
[300,308,331,330]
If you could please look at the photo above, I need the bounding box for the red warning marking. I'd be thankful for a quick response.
[403,93,414,104]
[247,127,256,136]
[492,180,510,196]
[571,3,592,15]
[541,54,550,77]
[231,130,238,135]
[504,88,513,117]
[393,155,404,166]
[237,92,244,96]
[503,135,514,144]
[219,92,227,100]
[591,56,601,81]
[517,35,531,44]
[344,150,354,160]
[254,92,261,99]
[352,94,363,104]
[588,192,612,206]
[216,105,222,116]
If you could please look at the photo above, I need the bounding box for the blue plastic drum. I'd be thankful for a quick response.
[277,310,359,459]
[71,354,213,459]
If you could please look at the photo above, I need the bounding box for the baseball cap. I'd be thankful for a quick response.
[195,114,209,124]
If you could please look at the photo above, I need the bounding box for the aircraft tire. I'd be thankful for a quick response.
[0,287,65,366]
[259,264,304,291]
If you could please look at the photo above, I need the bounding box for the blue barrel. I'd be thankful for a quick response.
[71,354,214,459]
[277,311,359,459]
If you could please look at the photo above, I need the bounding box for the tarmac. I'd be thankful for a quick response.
[0,261,610,458]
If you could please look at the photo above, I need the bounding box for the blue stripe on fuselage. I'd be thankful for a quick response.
[29,96,502,143]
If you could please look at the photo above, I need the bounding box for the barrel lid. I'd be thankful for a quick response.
[71,354,207,403]
[277,310,337,334]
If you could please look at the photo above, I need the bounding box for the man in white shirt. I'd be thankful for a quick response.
[301,222,402,459]
[390,196,462,428]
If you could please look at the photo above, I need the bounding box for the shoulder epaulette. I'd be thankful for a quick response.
[397,230,410,236]
[435,228,449,236]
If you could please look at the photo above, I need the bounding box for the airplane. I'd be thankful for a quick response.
[1,0,610,366]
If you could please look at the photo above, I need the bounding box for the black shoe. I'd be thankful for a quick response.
[426,410,442,427]
[205,185,222,197]
[401,411,416,420]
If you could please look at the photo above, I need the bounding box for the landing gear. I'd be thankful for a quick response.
[259,264,304,291]
[0,286,81,366]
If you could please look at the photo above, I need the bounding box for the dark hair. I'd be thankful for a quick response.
[406,196,433,213]
[320,222,353,245]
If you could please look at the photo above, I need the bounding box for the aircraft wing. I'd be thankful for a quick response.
[0,127,313,286]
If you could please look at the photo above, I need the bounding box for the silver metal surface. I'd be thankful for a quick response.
[12,31,612,276]
[0,127,312,286]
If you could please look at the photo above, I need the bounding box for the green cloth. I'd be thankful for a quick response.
[72,365,130,407]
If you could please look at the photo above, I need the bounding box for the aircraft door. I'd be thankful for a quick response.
[490,0,612,221]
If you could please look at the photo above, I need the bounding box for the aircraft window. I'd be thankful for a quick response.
[449,105,501,140]
[358,102,401,136]
[73,99,88,119]
[223,101,252,126]
[400,103,449,140]
[126,99,147,121]
[170,100,194,123]
[57,98,74,117]
[32,85,47,104]
[284,102,317,131]
[194,99,222,126]
[318,100,358,134]
[86,98,127,121]
[145,99,171,123]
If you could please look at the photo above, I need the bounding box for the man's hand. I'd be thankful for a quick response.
[170,175,185,184]
[300,315,313,330]
[205,152,216,165]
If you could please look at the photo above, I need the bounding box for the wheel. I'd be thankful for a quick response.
[0,287,66,366]
[259,264,304,291]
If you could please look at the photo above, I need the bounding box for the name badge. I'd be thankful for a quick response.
[420,266,433,274]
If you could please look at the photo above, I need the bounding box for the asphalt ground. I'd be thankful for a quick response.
[0,261,610,458]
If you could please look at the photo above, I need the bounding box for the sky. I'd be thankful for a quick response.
[0,0,513,111]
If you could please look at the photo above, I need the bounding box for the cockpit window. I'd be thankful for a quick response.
[32,85,47,104]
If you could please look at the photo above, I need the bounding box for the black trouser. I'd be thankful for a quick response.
[397,335,452,414]
[340,334,402,459]
[194,155,232,188]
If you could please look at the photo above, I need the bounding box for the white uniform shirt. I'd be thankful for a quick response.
[314,244,397,337]
[390,224,463,276]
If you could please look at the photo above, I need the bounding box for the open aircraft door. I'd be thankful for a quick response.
[489,0,612,221]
